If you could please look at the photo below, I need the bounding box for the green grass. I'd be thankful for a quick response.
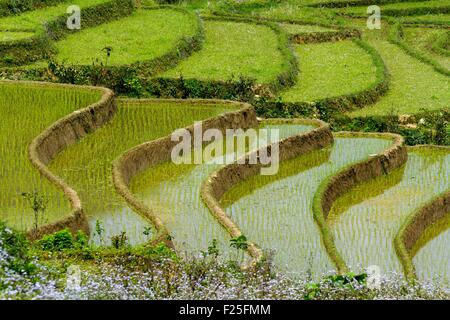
[328,148,450,277]
[399,13,450,24]
[403,27,450,70]
[241,3,340,25]
[161,20,285,83]
[280,40,377,102]
[0,0,109,32]
[0,82,102,231]
[130,123,314,256]
[49,100,235,246]
[338,0,450,16]
[53,9,197,66]
[0,31,34,42]
[349,31,450,117]
[278,22,334,34]
[221,137,392,278]
[299,0,434,6]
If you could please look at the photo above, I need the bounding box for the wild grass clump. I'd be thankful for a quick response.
[37,229,88,252]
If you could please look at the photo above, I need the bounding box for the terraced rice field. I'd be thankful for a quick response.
[280,40,377,102]
[349,32,450,116]
[279,23,334,34]
[402,27,450,70]
[161,20,286,83]
[49,100,236,245]
[413,208,450,285]
[0,0,109,33]
[399,13,450,24]
[248,3,338,25]
[328,147,450,276]
[53,8,197,66]
[221,136,393,278]
[0,82,102,230]
[0,0,449,299]
[337,0,450,17]
[0,31,34,42]
[131,123,314,256]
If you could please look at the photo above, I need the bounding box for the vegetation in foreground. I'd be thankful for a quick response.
[2,223,450,300]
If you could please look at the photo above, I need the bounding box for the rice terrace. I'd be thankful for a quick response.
[0,0,449,301]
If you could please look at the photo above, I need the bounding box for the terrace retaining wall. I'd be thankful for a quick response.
[201,119,334,265]
[112,99,258,248]
[313,132,407,273]
[23,81,116,241]
[395,145,450,281]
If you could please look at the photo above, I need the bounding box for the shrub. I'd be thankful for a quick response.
[141,242,177,261]
[0,222,35,274]
[111,232,128,249]
[304,272,367,300]
[434,117,448,145]
[37,229,88,252]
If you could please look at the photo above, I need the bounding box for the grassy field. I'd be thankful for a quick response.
[0,82,102,230]
[399,13,450,24]
[161,20,285,83]
[0,31,35,42]
[280,40,377,102]
[131,123,313,256]
[328,147,450,276]
[278,23,334,34]
[221,137,392,278]
[403,27,450,70]
[242,3,340,25]
[337,0,450,16]
[53,9,197,66]
[349,31,450,117]
[49,100,235,245]
[0,0,109,33]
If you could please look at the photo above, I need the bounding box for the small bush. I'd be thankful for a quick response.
[111,232,128,249]
[0,222,35,274]
[37,229,88,252]
[141,242,177,261]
